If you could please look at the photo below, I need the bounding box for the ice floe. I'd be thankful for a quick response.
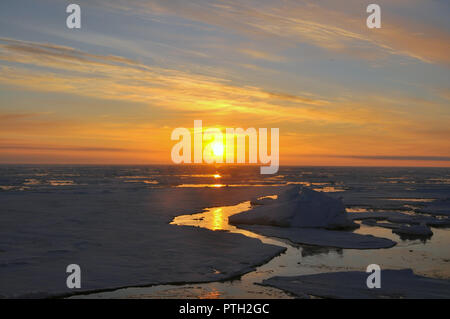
[349,210,450,239]
[261,269,450,299]
[230,186,396,249]
[231,186,357,230]
[236,225,396,249]
[361,219,434,238]
[420,198,450,217]
[0,186,285,298]
[392,224,433,237]
[348,211,450,227]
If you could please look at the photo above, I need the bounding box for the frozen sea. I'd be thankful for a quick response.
[0,165,449,298]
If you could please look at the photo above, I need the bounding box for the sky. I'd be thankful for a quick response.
[0,0,449,166]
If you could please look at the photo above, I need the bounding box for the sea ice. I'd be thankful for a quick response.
[236,225,396,249]
[347,211,450,227]
[349,211,449,239]
[420,198,450,217]
[261,269,450,299]
[230,186,357,230]
[230,186,395,248]
[0,186,285,298]
[362,219,434,238]
[392,224,433,237]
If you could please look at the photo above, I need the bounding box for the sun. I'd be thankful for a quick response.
[211,141,224,157]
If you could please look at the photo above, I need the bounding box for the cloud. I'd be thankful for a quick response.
[95,0,450,65]
[0,37,341,123]
[0,144,131,152]
[318,155,450,162]
[0,37,141,67]
[436,89,450,101]
[0,31,448,164]
[238,48,286,62]
[0,112,45,121]
[2,37,445,141]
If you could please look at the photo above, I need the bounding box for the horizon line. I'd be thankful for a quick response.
[0,163,449,169]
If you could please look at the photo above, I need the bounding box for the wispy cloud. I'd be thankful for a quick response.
[96,0,449,65]
[0,37,338,122]
[1,37,447,143]
[0,1,448,165]
[316,155,450,162]
[0,144,131,152]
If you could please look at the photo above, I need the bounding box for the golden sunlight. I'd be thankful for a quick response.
[212,208,224,231]
[211,141,224,158]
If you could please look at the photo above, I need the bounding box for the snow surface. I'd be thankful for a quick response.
[262,269,450,299]
[420,198,450,217]
[230,187,395,249]
[392,224,433,237]
[0,186,285,298]
[236,225,396,249]
[349,211,450,238]
[230,186,357,229]
[362,219,434,237]
[347,211,450,227]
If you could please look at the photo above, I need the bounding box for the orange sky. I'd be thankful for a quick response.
[0,0,449,166]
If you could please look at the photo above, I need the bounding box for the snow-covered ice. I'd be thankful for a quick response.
[230,186,395,249]
[348,211,450,227]
[0,186,285,298]
[362,219,434,238]
[262,269,450,299]
[236,225,396,249]
[1,166,449,299]
[231,186,357,230]
[420,198,450,217]
[392,224,434,237]
[349,211,450,238]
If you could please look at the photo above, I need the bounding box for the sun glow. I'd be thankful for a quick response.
[211,141,224,157]
[212,208,224,230]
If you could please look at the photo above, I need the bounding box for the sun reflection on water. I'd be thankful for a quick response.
[200,289,221,299]
[171,201,254,233]
[212,208,223,230]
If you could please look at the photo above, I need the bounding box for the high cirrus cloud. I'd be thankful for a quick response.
[92,0,449,65]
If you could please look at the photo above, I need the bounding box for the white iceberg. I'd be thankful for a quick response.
[231,186,357,230]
